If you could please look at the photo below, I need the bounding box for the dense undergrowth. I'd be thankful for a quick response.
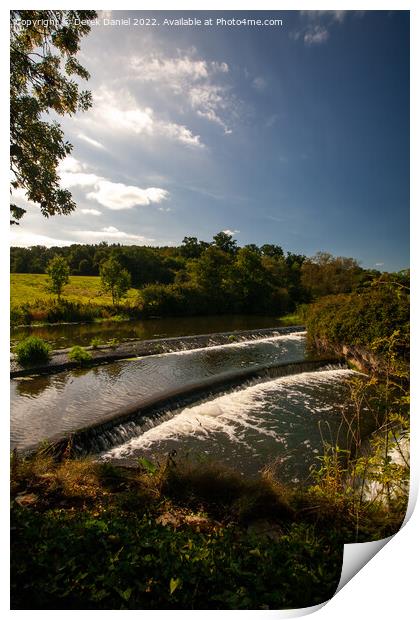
[305,281,409,364]
[11,298,136,327]
[11,448,406,610]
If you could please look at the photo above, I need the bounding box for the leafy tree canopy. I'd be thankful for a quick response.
[212,232,238,254]
[10,10,96,223]
[46,255,70,300]
[100,257,131,305]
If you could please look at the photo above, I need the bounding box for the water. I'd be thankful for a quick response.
[11,331,307,450]
[11,314,288,350]
[100,368,357,481]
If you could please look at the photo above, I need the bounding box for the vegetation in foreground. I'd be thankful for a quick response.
[14,336,51,366]
[11,447,406,611]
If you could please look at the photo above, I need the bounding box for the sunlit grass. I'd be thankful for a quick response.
[11,273,138,307]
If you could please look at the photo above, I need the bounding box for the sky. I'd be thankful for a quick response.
[11,9,410,271]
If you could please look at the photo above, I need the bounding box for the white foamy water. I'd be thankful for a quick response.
[101,367,355,466]
[11,329,308,451]
[153,331,306,357]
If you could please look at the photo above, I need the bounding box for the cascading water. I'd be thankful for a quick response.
[99,368,358,481]
[11,331,308,450]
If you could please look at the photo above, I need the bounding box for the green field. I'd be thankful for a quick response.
[10,273,138,308]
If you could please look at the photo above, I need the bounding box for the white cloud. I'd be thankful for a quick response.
[93,89,203,147]
[58,156,82,174]
[74,226,155,244]
[131,54,228,89]
[87,181,169,210]
[80,208,102,216]
[58,157,170,211]
[10,231,76,248]
[222,229,240,236]
[304,26,330,45]
[130,52,234,134]
[189,84,232,134]
[57,157,103,190]
[78,133,105,149]
[293,10,348,46]
[375,262,385,267]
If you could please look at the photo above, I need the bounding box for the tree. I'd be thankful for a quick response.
[301,252,361,298]
[212,231,237,254]
[10,10,96,223]
[46,256,70,300]
[261,244,284,259]
[100,257,131,305]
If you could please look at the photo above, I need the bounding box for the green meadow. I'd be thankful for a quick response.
[10,273,138,308]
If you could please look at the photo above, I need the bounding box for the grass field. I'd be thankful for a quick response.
[10,273,138,307]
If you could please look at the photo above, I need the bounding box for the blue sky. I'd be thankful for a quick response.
[11,10,410,271]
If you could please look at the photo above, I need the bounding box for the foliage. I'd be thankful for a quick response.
[212,231,238,254]
[11,448,408,610]
[14,336,51,365]
[10,238,407,325]
[46,255,70,300]
[306,278,409,366]
[68,345,92,366]
[301,252,362,298]
[100,257,131,305]
[9,455,337,610]
[10,10,96,223]
[90,337,103,349]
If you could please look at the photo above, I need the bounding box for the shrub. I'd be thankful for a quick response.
[14,337,51,366]
[306,283,409,362]
[90,337,103,349]
[68,345,92,366]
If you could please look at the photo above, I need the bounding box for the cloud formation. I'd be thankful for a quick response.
[92,88,203,147]
[78,133,105,149]
[10,231,77,248]
[130,51,235,134]
[80,208,102,216]
[222,229,240,236]
[58,157,169,210]
[292,11,348,46]
[74,226,155,244]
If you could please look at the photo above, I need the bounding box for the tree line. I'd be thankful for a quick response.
[10,231,400,318]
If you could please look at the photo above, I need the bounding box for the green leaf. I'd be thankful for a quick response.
[169,577,181,595]
[115,587,132,601]
[138,457,158,475]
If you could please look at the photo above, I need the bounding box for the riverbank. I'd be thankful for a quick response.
[10,325,306,377]
[11,451,403,610]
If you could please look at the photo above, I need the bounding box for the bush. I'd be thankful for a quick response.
[14,337,51,366]
[306,283,409,361]
[90,337,103,349]
[68,345,92,366]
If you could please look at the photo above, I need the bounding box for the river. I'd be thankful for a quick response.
[11,314,288,349]
[10,328,363,482]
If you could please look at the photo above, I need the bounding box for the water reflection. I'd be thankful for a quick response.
[11,314,287,349]
[11,332,307,450]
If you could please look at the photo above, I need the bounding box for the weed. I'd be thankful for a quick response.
[14,336,51,366]
[68,345,92,366]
